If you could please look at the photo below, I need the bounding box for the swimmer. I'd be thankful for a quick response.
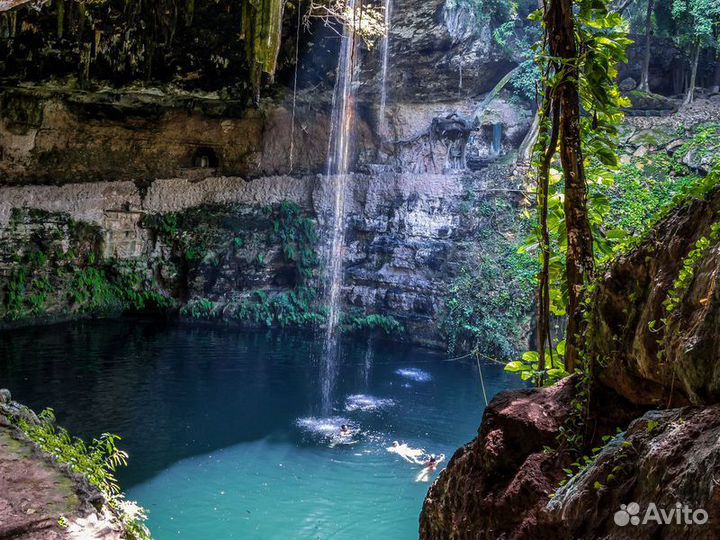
[387,441,426,464]
[328,424,359,448]
[416,453,445,482]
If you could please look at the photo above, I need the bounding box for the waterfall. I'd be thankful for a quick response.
[320,0,360,413]
[377,0,392,137]
[491,123,503,156]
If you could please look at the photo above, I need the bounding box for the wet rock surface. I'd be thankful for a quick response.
[419,377,577,540]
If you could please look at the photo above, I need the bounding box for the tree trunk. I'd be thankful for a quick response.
[546,0,594,373]
[639,0,654,92]
[685,41,701,105]
[536,99,560,379]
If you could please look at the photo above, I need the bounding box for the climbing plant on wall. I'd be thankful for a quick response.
[509,0,630,385]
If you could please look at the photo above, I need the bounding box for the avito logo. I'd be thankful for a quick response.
[614,502,708,527]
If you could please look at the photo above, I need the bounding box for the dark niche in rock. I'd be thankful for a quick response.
[191,146,220,169]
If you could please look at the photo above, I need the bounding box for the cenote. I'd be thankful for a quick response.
[0,319,519,540]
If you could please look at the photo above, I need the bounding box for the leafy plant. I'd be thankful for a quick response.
[341,312,404,335]
[271,201,319,283]
[181,297,217,319]
[15,408,150,540]
[230,288,326,328]
[505,340,568,385]
[444,198,536,360]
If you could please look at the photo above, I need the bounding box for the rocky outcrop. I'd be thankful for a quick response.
[0,87,340,183]
[589,183,720,406]
[420,385,720,540]
[420,170,720,539]
[419,377,577,540]
[419,377,648,540]
[540,406,720,540]
[0,390,131,540]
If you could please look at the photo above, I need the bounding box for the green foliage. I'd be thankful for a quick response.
[271,201,319,283]
[4,250,56,320]
[341,312,404,335]
[505,340,568,385]
[66,261,173,315]
[233,288,326,327]
[183,288,327,328]
[147,201,325,329]
[15,408,150,540]
[68,266,120,309]
[444,198,536,360]
[510,59,541,101]
[555,430,628,491]
[608,164,720,259]
[672,0,720,48]
[446,0,517,25]
[2,210,172,322]
[509,0,630,385]
[676,123,720,168]
[181,297,218,319]
[600,156,698,236]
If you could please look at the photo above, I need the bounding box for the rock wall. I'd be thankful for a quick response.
[0,87,341,183]
[0,168,529,349]
[0,0,541,352]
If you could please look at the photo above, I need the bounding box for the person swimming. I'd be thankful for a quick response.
[339,424,350,437]
[416,453,445,482]
[387,441,426,464]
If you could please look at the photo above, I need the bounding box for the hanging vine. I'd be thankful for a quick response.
[507,0,630,386]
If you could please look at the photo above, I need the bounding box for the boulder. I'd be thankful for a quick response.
[682,148,716,176]
[419,378,576,540]
[540,406,720,540]
[420,182,720,540]
[620,78,638,92]
[625,92,678,116]
[665,139,685,155]
[589,185,720,406]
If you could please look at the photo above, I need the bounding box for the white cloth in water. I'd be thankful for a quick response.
[386,443,426,465]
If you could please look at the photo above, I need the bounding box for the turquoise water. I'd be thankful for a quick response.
[0,320,519,540]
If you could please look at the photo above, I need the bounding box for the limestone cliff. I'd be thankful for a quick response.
[0,0,540,354]
[0,167,529,349]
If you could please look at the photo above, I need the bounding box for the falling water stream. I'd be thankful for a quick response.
[321,0,360,413]
[492,123,503,156]
[378,0,393,137]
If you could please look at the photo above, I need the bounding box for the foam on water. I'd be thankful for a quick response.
[395,368,432,382]
[296,416,352,436]
[345,394,395,412]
